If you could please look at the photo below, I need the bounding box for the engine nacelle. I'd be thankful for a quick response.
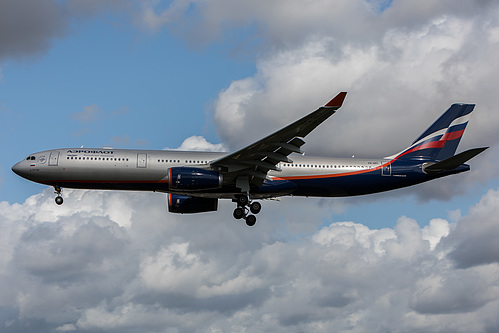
[168,194,218,214]
[168,167,222,191]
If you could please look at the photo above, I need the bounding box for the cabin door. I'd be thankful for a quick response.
[49,151,60,166]
[381,162,391,176]
[137,153,147,168]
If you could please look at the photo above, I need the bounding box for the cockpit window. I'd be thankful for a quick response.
[26,156,36,160]
[31,156,36,160]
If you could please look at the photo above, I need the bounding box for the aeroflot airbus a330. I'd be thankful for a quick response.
[13,92,488,226]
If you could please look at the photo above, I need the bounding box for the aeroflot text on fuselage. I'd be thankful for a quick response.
[67,150,114,154]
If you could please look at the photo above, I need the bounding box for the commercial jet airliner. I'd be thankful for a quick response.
[12,92,487,226]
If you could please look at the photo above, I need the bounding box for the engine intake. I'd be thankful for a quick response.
[168,167,223,191]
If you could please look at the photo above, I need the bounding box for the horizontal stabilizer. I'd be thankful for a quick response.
[423,147,488,174]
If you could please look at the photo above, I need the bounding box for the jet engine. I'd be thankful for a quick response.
[168,194,218,213]
[168,167,223,191]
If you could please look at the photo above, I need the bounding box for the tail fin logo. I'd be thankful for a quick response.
[386,104,474,161]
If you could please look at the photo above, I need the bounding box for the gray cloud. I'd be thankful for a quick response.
[0,0,134,61]
[0,0,66,60]
[0,187,499,332]
[442,187,499,269]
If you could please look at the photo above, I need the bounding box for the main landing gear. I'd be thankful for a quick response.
[54,186,63,205]
[233,194,262,227]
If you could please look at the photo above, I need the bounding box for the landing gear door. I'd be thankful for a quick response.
[49,151,60,166]
[381,162,391,176]
[137,153,147,168]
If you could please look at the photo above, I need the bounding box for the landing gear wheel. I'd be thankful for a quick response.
[54,186,63,205]
[245,215,256,227]
[250,201,261,214]
[236,195,249,207]
[233,207,245,220]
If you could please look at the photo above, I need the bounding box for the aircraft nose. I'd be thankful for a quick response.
[12,161,26,177]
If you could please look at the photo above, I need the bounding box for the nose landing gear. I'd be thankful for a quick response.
[54,186,63,205]
[233,194,261,227]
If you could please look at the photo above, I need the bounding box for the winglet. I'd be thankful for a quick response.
[324,92,347,108]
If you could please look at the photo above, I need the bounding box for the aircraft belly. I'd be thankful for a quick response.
[291,170,430,197]
[38,164,169,191]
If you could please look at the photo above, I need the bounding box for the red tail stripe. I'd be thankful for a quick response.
[440,129,465,142]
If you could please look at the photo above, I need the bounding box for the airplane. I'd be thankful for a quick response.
[12,92,488,226]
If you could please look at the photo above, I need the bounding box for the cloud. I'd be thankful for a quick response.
[72,104,103,124]
[137,0,495,51]
[442,187,499,268]
[0,0,128,60]
[0,1,137,61]
[0,187,499,332]
[0,0,66,60]
[169,135,228,152]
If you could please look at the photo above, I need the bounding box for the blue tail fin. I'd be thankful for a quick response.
[387,103,474,161]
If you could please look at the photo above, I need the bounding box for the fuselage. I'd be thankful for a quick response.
[12,147,469,199]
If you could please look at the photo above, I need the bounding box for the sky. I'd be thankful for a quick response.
[1,0,499,332]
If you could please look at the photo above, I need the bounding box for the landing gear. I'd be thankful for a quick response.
[245,214,256,227]
[249,201,261,214]
[233,194,261,227]
[236,194,249,207]
[233,207,245,219]
[54,186,63,205]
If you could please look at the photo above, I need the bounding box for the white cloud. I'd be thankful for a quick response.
[0,186,499,332]
[170,135,227,152]
[422,218,450,250]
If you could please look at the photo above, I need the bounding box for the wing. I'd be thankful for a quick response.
[211,92,347,190]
